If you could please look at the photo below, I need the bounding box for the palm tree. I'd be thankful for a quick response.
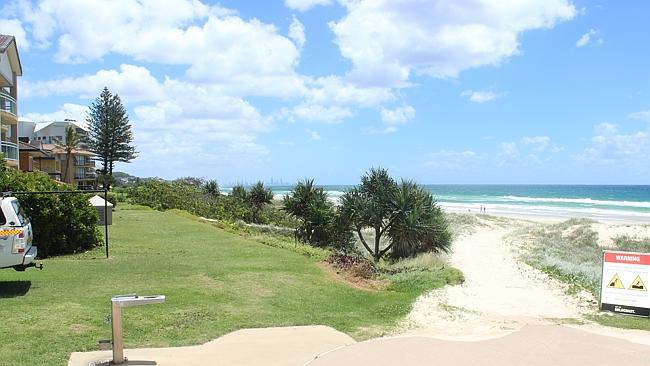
[55,126,82,184]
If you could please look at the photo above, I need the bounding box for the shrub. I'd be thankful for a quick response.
[127,180,254,223]
[0,170,101,257]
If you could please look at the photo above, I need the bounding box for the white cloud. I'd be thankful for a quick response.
[21,103,88,124]
[498,136,562,165]
[521,136,551,152]
[576,28,601,47]
[330,0,576,86]
[305,75,394,107]
[289,15,306,48]
[461,90,501,103]
[499,142,520,158]
[579,123,650,166]
[21,64,165,103]
[627,110,650,122]
[381,105,415,125]
[291,104,353,123]
[305,128,321,140]
[285,0,332,12]
[11,0,306,98]
[24,73,275,172]
[0,18,29,50]
[424,150,480,170]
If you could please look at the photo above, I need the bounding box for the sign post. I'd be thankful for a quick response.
[600,250,650,317]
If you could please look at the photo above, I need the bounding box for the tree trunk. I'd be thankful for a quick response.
[374,227,381,262]
[63,151,71,183]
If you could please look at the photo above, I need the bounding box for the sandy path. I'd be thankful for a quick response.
[401,219,593,340]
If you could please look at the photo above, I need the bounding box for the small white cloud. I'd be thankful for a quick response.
[305,128,321,140]
[461,90,500,103]
[500,142,520,157]
[498,136,563,165]
[380,104,415,125]
[576,28,600,47]
[285,0,332,12]
[627,110,650,122]
[521,136,550,152]
[291,104,353,123]
[288,15,305,48]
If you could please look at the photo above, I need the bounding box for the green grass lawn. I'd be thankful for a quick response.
[0,206,460,366]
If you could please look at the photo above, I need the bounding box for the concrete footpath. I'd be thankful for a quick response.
[69,324,650,366]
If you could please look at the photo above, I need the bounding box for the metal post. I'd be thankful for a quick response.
[104,188,109,259]
[111,301,125,364]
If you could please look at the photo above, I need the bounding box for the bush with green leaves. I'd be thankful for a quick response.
[283,179,354,250]
[0,169,101,257]
[341,168,451,261]
[127,179,253,223]
[247,181,274,223]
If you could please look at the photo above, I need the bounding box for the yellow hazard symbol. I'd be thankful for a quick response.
[629,275,646,291]
[607,273,625,289]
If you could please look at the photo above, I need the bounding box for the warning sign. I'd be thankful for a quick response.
[629,275,646,291]
[601,250,650,317]
[607,273,624,289]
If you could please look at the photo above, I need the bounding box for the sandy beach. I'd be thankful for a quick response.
[400,211,650,343]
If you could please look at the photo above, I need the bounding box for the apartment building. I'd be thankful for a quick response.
[0,35,22,169]
[19,120,98,190]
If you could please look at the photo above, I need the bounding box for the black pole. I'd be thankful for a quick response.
[104,188,109,259]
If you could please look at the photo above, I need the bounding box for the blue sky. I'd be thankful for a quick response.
[1,0,649,184]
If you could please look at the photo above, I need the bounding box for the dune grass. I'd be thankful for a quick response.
[0,205,460,366]
[509,218,650,330]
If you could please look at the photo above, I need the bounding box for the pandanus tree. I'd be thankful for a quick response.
[387,180,452,259]
[341,168,451,261]
[203,179,220,197]
[248,181,273,223]
[283,178,343,246]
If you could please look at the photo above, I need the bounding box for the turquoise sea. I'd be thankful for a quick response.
[257,185,650,222]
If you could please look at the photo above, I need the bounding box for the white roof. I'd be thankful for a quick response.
[89,195,114,207]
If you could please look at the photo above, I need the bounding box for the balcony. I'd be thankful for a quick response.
[1,141,18,161]
[74,158,96,167]
[0,91,17,116]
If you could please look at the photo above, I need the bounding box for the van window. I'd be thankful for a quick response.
[0,207,5,225]
[11,200,27,225]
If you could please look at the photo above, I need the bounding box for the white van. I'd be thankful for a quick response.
[0,196,39,271]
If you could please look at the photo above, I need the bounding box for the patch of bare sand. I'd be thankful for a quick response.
[399,218,595,340]
[591,222,650,247]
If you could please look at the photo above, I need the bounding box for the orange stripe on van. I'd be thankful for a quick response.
[0,229,22,236]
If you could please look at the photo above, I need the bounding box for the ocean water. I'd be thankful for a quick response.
[259,185,650,222]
